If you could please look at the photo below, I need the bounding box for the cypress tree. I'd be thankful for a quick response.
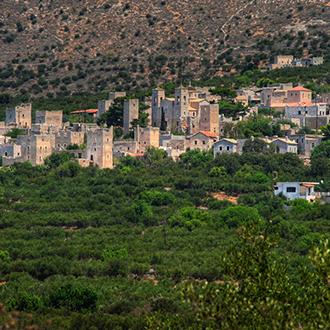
[160,109,167,131]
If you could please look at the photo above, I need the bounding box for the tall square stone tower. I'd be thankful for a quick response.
[6,103,32,128]
[86,127,113,169]
[123,99,139,135]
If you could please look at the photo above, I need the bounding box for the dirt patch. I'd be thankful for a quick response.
[211,192,239,205]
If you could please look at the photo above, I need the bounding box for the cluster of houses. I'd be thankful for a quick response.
[269,55,323,70]
[0,81,328,168]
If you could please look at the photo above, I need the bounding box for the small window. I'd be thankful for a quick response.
[107,138,109,142]
[45,146,47,150]
[287,187,296,193]
[17,153,19,156]
[40,146,42,150]
[305,111,308,114]
[4,152,7,156]
[274,186,278,190]
[202,140,206,145]
[227,146,230,151]
[302,139,304,143]
[220,146,222,151]
[144,141,146,144]
[205,118,207,121]
[94,147,96,151]
[107,154,110,159]
[194,140,197,145]
[57,144,60,147]
[64,144,67,148]
[127,147,130,151]
[22,114,25,118]
[312,143,315,148]
[298,111,301,115]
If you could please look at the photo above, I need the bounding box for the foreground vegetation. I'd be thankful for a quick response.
[0,149,330,328]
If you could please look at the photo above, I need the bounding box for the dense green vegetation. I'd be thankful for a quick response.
[0,149,330,328]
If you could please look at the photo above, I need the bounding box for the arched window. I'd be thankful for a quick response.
[183,96,186,102]
[177,96,180,102]
[154,96,157,102]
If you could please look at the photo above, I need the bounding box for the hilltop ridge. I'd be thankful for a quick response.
[0,0,330,95]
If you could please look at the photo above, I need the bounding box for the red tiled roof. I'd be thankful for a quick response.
[71,109,98,114]
[129,153,145,157]
[288,86,311,92]
[199,131,218,138]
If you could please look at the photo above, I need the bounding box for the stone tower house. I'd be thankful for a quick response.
[151,87,166,128]
[35,110,63,128]
[6,103,32,128]
[134,125,160,153]
[200,104,219,136]
[18,134,55,165]
[174,86,189,122]
[86,127,113,169]
[123,99,139,135]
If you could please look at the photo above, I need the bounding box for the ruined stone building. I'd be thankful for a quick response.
[6,103,32,128]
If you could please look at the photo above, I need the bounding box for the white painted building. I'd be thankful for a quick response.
[274,182,319,202]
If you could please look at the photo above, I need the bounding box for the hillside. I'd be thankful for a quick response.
[0,0,330,96]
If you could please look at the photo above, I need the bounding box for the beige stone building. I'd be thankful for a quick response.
[188,131,217,152]
[86,127,113,169]
[16,134,56,165]
[6,103,32,128]
[35,111,63,128]
[134,125,159,153]
[55,131,85,150]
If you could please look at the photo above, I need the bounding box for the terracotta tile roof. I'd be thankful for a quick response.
[166,97,175,101]
[188,105,197,111]
[288,86,311,92]
[71,109,98,114]
[199,131,218,138]
[129,153,145,157]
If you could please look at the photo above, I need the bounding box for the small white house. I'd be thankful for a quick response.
[274,182,319,201]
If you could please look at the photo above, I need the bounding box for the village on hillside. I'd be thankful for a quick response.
[0,75,329,169]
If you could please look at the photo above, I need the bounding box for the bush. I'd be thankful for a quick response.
[45,284,98,313]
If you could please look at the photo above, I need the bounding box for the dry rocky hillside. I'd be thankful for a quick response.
[0,0,330,95]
